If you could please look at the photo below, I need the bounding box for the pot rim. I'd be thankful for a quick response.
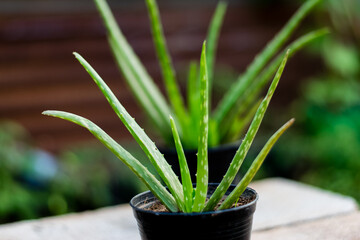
[130,184,258,216]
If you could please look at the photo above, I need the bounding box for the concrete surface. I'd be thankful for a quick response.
[0,178,358,240]
[250,178,358,230]
[252,212,360,240]
[0,205,139,240]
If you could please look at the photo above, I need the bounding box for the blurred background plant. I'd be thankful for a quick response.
[0,121,145,224]
[0,121,53,223]
[94,0,326,150]
[261,0,360,203]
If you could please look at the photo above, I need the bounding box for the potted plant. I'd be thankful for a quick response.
[90,0,327,182]
[43,33,293,238]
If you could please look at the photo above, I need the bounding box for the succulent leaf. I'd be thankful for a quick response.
[192,42,209,212]
[145,0,188,134]
[206,1,227,90]
[186,62,201,148]
[73,53,185,212]
[219,118,295,210]
[213,0,322,127]
[93,0,172,140]
[42,110,179,212]
[218,28,329,142]
[170,116,193,213]
[204,51,289,211]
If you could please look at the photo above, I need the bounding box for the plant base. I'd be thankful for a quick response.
[161,142,241,183]
[130,184,258,240]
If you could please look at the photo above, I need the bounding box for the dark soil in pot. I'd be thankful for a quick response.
[130,183,258,240]
[161,142,241,183]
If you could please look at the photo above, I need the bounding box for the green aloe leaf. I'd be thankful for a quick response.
[204,51,289,212]
[213,0,321,126]
[186,61,200,148]
[145,0,188,132]
[226,99,262,142]
[192,42,209,212]
[73,52,185,212]
[206,1,227,91]
[218,28,329,142]
[94,0,172,140]
[219,118,295,210]
[246,28,329,106]
[42,110,179,212]
[170,116,193,213]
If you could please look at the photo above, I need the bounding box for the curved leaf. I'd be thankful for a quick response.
[42,110,178,212]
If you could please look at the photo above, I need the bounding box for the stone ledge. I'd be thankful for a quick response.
[252,212,360,240]
[0,205,139,240]
[250,178,358,230]
[0,178,357,240]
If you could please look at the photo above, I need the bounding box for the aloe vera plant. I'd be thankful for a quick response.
[43,38,294,212]
[91,0,327,149]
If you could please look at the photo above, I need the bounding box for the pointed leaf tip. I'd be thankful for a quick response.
[42,110,55,116]
[286,118,295,127]
[202,40,207,49]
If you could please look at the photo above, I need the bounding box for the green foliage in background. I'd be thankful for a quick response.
[0,122,144,224]
[0,122,48,222]
[50,144,146,215]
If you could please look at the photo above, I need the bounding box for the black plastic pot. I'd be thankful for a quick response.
[130,183,258,240]
[161,142,240,183]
